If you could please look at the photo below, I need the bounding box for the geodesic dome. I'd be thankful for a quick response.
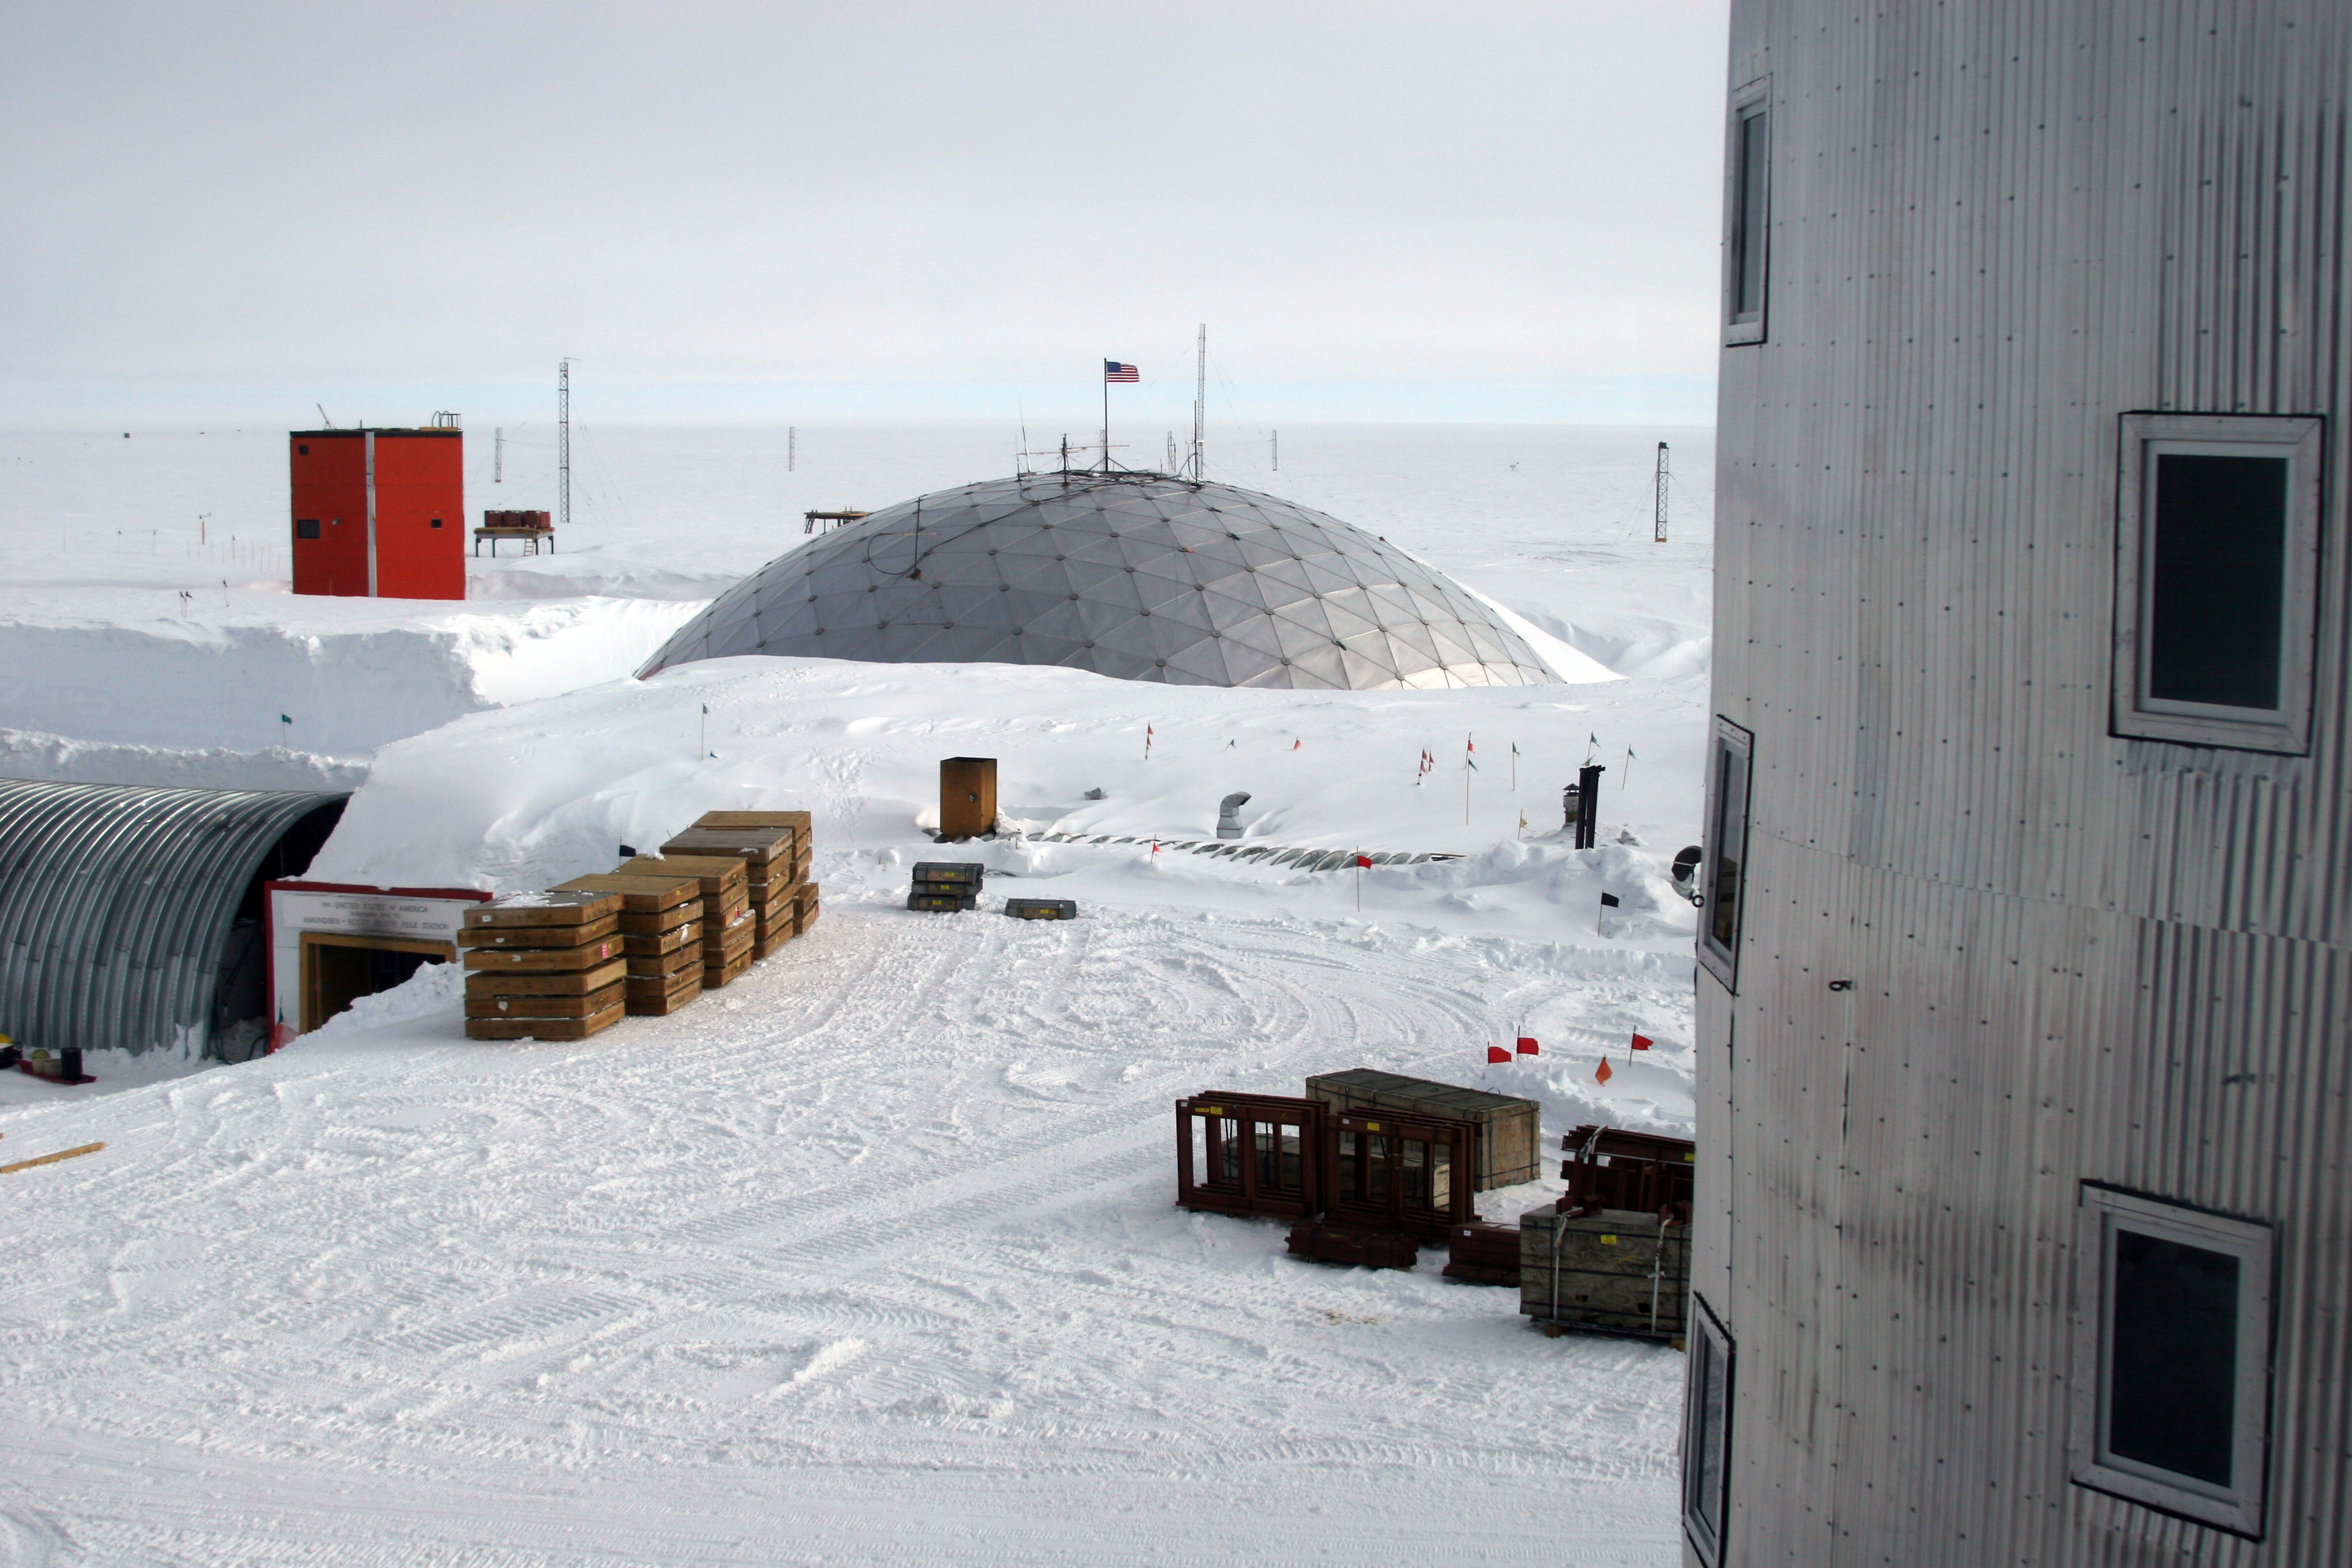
[636,471,1557,690]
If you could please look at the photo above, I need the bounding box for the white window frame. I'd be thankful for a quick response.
[1681,1291,1736,1565]
[2071,1183,2274,1538]
[1722,75,1771,346]
[2111,412,2322,754]
[1697,716,1753,991]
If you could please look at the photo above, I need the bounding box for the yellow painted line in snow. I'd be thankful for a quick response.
[0,1141,104,1175]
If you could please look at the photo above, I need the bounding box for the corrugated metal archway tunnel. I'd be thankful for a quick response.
[0,780,349,1063]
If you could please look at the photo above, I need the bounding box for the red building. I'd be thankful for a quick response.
[289,426,464,599]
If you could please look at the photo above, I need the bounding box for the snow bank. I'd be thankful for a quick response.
[0,594,699,756]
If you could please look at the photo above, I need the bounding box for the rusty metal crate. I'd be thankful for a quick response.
[1442,1220,1522,1287]
[1557,1124,1696,1218]
[1176,1093,1326,1220]
[1284,1222,1420,1270]
[1304,1069,1540,1191]
[1518,1206,1690,1342]
[1324,1108,1477,1242]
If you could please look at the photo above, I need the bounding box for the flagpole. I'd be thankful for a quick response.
[1101,364,1110,473]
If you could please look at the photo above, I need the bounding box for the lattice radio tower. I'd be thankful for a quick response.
[558,358,573,532]
[1653,440,1671,543]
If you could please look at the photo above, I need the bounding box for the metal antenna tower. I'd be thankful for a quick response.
[1653,440,1670,542]
[558,359,572,533]
[1191,323,1206,480]
[493,428,503,483]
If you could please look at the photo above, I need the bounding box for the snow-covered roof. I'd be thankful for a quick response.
[637,471,1558,690]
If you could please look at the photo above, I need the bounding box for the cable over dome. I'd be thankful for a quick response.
[638,472,1557,691]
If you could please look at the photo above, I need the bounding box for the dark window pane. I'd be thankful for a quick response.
[1686,1327,1728,1538]
[2149,454,2288,710]
[2109,1229,2240,1485]
[295,519,321,540]
[1732,108,1769,320]
[1708,742,1750,952]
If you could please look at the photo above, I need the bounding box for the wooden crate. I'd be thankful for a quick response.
[462,936,621,973]
[693,810,809,848]
[464,890,623,930]
[624,942,700,979]
[660,826,791,869]
[457,914,618,950]
[464,1000,625,1041]
[1442,1221,1522,1287]
[620,919,701,957]
[1304,1069,1540,1191]
[701,926,756,967]
[703,948,755,989]
[554,873,701,915]
[464,979,625,1020]
[1518,1206,1690,1341]
[1176,1093,1326,1220]
[755,925,795,959]
[795,884,820,934]
[1284,1222,1420,1270]
[464,959,627,997]
[614,854,748,899]
[625,970,703,1014]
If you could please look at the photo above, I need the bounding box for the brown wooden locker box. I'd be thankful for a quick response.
[456,914,619,949]
[465,1001,625,1041]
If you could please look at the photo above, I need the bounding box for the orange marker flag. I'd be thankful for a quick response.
[1595,1057,1614,1085]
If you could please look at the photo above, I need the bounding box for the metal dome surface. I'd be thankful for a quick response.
[637,471,1557,690]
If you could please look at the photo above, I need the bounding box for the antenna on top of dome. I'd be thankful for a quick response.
[1191,324,1206,481]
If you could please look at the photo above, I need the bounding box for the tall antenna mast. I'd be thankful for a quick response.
[1653,440,1670,543]
[558,359,572,534]
[1191,323,1206,481]
[493,427,503,483]
[788,426,796,472]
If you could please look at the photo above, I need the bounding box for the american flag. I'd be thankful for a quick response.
[1103,360,1140,383]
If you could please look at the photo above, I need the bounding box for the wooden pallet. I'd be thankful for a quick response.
[463,979,626,1020]
[457,914,619,950]
[703,948,755,989]
[464,1001,625,1041]
[464,959,628,997]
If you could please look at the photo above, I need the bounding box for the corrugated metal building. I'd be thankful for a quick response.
[0,781,347,1062]
[1685,4,2349,1565]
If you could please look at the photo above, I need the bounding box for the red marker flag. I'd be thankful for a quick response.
[1630,1032,1653,1051]
[1516,1036,1539,1056]
[1596,1058,1614,1085]
[1355,853,1373,869]
[1487,1046,1512,1064]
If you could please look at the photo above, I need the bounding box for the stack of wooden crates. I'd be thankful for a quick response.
[460,810,820,1042]
[551,869,706,1015]
[660,810,818,957]
[460,889,628,1039]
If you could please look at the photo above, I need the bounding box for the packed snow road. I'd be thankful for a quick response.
[0,901,1685,1566]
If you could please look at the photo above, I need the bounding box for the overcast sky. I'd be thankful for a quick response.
[1,1,1729,427]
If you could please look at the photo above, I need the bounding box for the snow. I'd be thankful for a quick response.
[0,420,1713,1565]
